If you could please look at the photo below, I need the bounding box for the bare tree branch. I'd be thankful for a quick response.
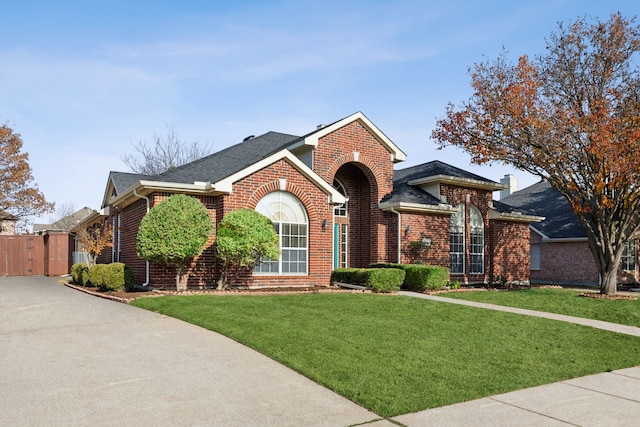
[121,125,214,175]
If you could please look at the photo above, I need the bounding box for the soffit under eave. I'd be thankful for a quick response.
[409,175,506,192]
[378,202,456,214]
[488,209,545,223]
[107,182,225,210]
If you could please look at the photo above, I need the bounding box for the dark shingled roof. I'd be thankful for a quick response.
[408,160,502,184]
[381,160,500,205]
[501,180,586,238]
[157,131,300,184]
[109,171,150,194]
[107,131,301,194]
[491,199,526,215]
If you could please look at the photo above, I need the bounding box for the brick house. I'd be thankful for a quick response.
[501,180,639,286]
[87,112,541,288]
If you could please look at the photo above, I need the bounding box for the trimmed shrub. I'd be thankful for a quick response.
[422,265,449,291]
[402,264,431,291]
[366,268,405,293]
[70,263,89,286]
[331,268,405,293]
[331,268,369,286]
[370,263,450,292]
[89,264,109,289]
[104,263,135,291]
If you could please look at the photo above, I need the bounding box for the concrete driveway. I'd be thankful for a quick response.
[0,276,382,426]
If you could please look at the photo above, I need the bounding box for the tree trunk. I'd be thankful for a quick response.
[217,270,227,290]
[600,266,618,295]
[176,265,184,292]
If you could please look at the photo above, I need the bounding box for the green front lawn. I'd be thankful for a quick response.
[440,287,640,327]
[131,293,640,417]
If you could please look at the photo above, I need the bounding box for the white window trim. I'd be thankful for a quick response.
[254,191,309,276]
[469,205,484,274]
[450,204,465,274]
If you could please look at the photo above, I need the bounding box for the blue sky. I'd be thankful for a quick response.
[2,1,637,224]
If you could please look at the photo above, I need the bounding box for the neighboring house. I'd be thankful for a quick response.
[501,180,639,286]
[84,112,541,289]
[33,207,95,234]
[0,210,17,235]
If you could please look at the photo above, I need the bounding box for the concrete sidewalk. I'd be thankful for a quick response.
[394,366,640,426]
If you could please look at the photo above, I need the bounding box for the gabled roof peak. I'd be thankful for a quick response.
[295,112,407,162]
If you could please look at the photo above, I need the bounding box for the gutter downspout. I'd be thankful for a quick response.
[133,189,150,287]
[389,206,402,264]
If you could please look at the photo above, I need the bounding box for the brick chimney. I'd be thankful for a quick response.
[500,174,518,199]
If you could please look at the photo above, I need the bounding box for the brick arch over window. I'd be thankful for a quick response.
[247,180,318,222]
[327,153,380,192]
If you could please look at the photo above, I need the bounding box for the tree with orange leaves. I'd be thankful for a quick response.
[432,13,640,295]
[75,222,113,267]
[0,123,54,231]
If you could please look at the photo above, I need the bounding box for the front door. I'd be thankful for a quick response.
[333,221,348,269]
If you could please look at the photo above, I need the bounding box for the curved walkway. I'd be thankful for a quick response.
[399,291,640,337]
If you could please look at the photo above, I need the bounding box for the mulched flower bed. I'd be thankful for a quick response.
[579,292,638,301]
[64,282,367,303]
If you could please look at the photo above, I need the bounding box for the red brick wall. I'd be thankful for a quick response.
[313,120,395,265]
[144,193,218,288]
[222,158,334,287]
[385,186,533,284]
[116,200,147,284]
[103,194,218,288]
[530,234,599,285]
[490,220,530,283]
[397,213,450,267]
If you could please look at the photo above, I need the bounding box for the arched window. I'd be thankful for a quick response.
[450,204,465,274]
[254,191,308,275]
[469,205,484,274]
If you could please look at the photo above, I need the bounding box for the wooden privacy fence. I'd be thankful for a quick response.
[0,233,73,276]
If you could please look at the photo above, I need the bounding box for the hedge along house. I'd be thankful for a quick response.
[87,112,542,288]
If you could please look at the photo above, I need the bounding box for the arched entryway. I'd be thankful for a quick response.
[333,163,375,269]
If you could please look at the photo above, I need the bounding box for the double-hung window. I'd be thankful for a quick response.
[450,204,465,274]
[469,205,484,274]
[622,239,637,271]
